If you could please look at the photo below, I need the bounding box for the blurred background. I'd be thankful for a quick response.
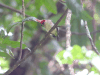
[0,0,100,75]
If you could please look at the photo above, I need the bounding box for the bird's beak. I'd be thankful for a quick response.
[35,19,42,23]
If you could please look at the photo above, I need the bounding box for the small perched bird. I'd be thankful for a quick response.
[35,19,57,37]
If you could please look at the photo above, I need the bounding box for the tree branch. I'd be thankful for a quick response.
[65,9,75,75]
[65,9,72,48]
[84,21,99,55]
[3,8,68,75]
[0,3,29,17]
[72,30,100,35]
[18,0,25,61]
[59,27,100,35]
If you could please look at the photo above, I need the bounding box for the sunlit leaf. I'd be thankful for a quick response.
[0,57,9,69]
[56,50,73,64]
[71,45,84,59]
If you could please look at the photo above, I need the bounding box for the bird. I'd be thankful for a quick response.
[35,19,57,37]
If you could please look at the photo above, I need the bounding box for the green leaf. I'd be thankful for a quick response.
[0,43,7,51]
[65,0,82,16]
[35,0,43,10]
[0,57,9,69]
[0,45,14,58]
[43,0,57,14]
[81,10,93,20]
[2,38,27,49]
[56,50,66,60]
[56,50,66,64]
[0,52,10,58]
[56,50,73,64]
[0,29,5,38]
[13,16,21,22]
[91,67,99,73]
[71,45,84,59]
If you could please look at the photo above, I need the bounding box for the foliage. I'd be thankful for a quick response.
[0,0,100,74]
[56,45,99,74]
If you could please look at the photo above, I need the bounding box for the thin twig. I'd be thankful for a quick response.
[3,8,68,75]
[84,21,99,55]
[0,3,29,17]
[59,28,100,35]
[72,30,100,35]
[18,0,25,61]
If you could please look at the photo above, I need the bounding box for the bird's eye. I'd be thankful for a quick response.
[42,22,44,25]
[40,20,45,25]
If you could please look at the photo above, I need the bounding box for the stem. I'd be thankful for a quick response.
[84,21,99,55]
[18,0,25,61]
[0,3,29,17]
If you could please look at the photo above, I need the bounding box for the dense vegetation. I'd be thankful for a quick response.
[0,0,100,75]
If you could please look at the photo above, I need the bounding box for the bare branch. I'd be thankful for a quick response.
[84,21,99,55]
[0,3,29,17]
[18,0,25,61]
[72,30,100,35]
[3,8,68,75]
[65,9,75,75]
[59,26,100,35]
[65,9,72,48]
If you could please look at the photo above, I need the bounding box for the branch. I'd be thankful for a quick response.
[84,21,100,55]
[18,0,25,61]
[65,9,72,48]
[3,8,68,75]
[59,27,100,35]
[65,9,75,75]
[72,30,100,35]
[0,3,29,17]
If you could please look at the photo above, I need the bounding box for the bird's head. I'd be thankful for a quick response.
[40,20,45,25]
[35,19,45,26]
